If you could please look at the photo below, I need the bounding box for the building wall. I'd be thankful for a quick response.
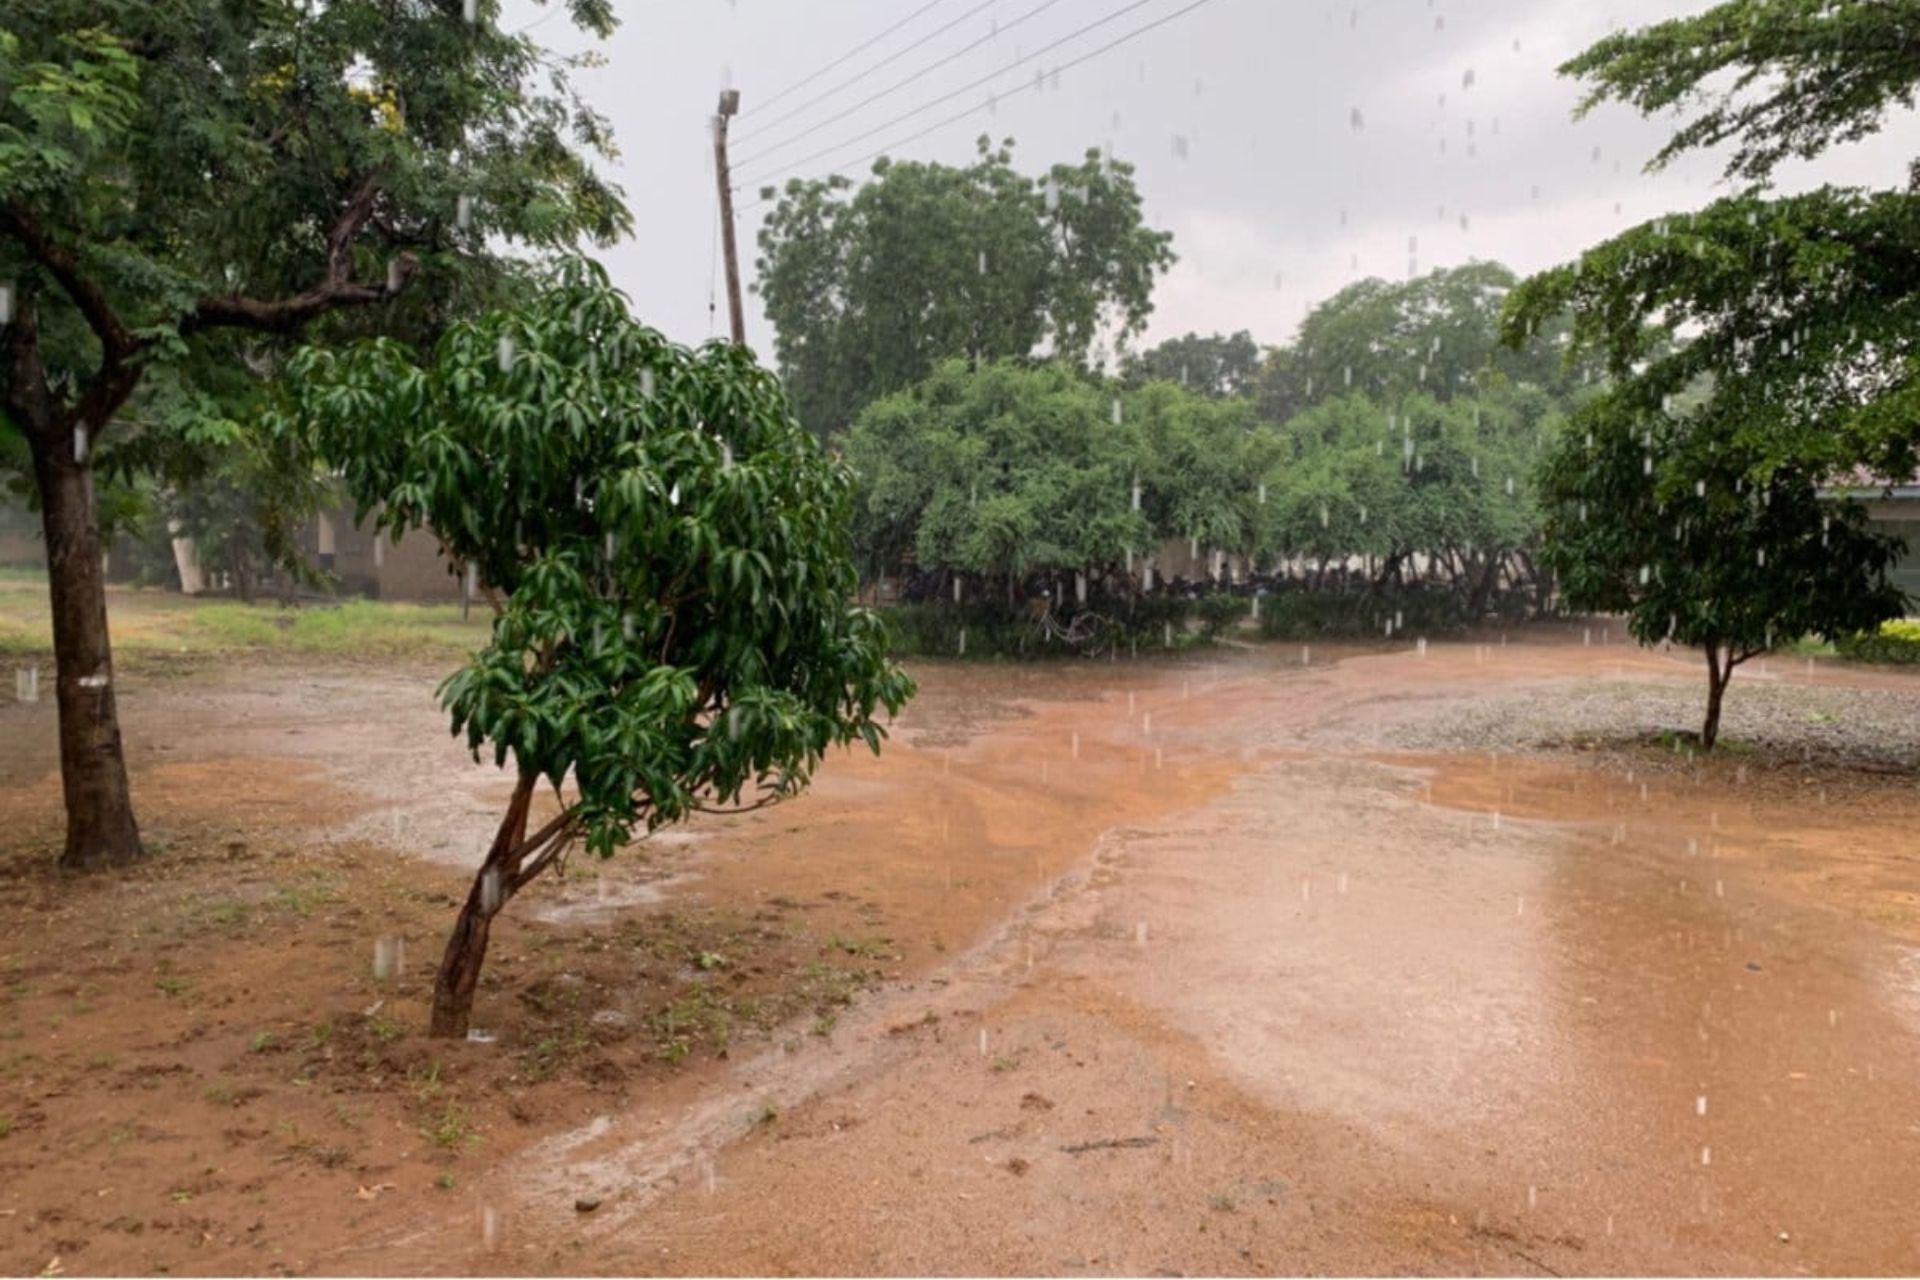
[301,505,467,603]
[334,515,466,602]
[1862,496,1920,606]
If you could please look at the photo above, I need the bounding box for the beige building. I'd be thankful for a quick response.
[1851,485,1920,603]
[307,508,469,603]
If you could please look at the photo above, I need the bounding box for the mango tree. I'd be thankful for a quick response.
[1540,398,1902,749]
[286,264,913,1037]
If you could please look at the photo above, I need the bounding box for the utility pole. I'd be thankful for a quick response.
[713,89,747,347]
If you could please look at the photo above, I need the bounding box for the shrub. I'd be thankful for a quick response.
[879,597,1201,660]
[1255,587,1473,640]
[1193,593,1253,639]
[1836,618,1920,664]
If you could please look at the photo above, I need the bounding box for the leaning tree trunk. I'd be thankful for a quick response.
[33,436,143,871]
[429,773,540,1038]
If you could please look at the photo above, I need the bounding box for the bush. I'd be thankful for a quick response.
[1255,587,1472,640]
[1193,592,1254,639]
[878,596,1200,660]
[1836,618,1920,664]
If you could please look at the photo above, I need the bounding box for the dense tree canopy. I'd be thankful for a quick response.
[1256,262,1581,426]
[755,137,1175,438]
[0,0,628,869]
[1541,395,1904,747]
[1561,0,1920,186]
[286,262,913,1036]
[1505,0,1920,489]
[1123,330,1261,398]
[1256,385,1558,608]
[844,350,1563,629]
[845,359,1149,591]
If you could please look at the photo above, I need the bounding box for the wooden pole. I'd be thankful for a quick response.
[713,90,746,347]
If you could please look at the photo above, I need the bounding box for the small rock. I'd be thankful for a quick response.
[590,1009,629,1029]
[1778,1231,1790,1243]
[575,1197,602,1214]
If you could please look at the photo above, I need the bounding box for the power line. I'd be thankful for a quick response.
[740,0,1222,207]
[744,0,1002,142]
[736,0,1069,165]
[756,0,955,115]
[737,0,1175,185]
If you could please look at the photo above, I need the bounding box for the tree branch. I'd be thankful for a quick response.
[692,792,787,816]
[0,203,137,364]
[0,293,55,438]
[179,170,414,337]
[508,827,576,895]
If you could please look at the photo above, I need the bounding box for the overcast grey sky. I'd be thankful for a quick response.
[503,0,1915,355]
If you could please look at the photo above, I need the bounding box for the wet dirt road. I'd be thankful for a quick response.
[338,636,1920,1277]
[7,630,1920,1275]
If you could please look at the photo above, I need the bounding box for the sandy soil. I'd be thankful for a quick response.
[4,619,1920,1275]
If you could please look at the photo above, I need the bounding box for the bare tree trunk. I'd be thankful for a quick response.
[429,773,539,1038]
[1701,645,1732,751]
[1467,553,1501,619]
[232,546,256,606]
[34,437,143,871]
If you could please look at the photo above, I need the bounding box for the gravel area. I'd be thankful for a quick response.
[1350,675,1920,771]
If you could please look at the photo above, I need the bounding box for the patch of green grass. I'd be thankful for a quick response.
[0,1115,11,1139]
[186,898,251,934]
[420,1102,480,1152]
[268,871,344,918]
[186,600,483,657]
[154,977,192,998]
[826,935,896,961]
[407,1060,445,1104]
[0,576,488,662]
[520,1030,592,1082]
[435,1170,456,1190]
[648,986,742,1063]
[249,1031,278,1054]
